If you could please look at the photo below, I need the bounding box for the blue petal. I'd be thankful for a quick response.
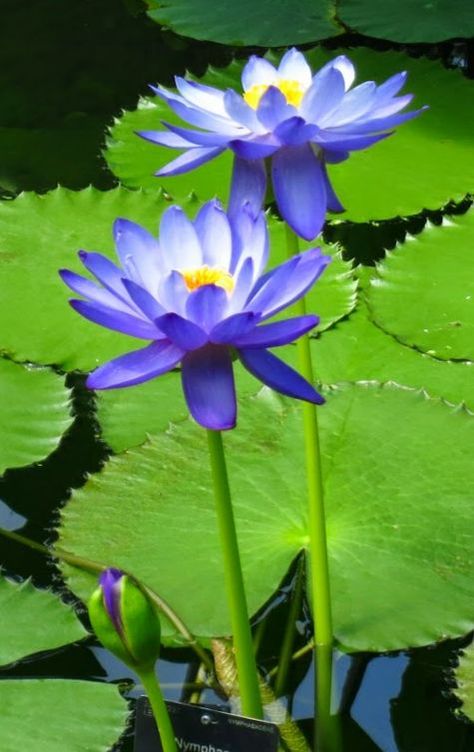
[210,312,259,344]
[163,121,233,146]
[277,48,312,88]
[238,348,324,404]
[174,77,227,116]
[194,200,232,270]
[186,284,229,332]
[226,256,255,316]
[181,345,236,430]
[247,247,330,320]
[274,117,318,146]
[156,313,208,351]
[87,340,183,390]
[256,86,296,130]
[234,315,318,348]
[224,90,263,132]
[321,165,345,213]
[59,269,132,314]
[242,56,278,90]
[158,270,189,316]
[231,208,269,281]
[137,130,193,148]
[122,278,166,321]
[321,81,377,128]
[155,89,239,133]
[271,144,327,241]
[300,67,346,123]
[228,156,267,223]
[316,130,392,151]
[312,55,355,91]
[69,299,159,339]
[78,251,131,306]
[156,146,226,177]
[159,206,202,269]
[113,218,161,287]
[229,137,280,160]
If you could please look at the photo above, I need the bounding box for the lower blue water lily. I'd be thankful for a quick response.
[60,201,330,430]
[139,48,426,241]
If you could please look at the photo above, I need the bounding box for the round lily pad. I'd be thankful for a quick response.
[368,209,474,360]
[340,0,474,44]
[145,0,339,47]
[0,575,86,667]
[1,680,127,752]
[105,49,474,223]
[58,384,474,652]
[0,359,72,474]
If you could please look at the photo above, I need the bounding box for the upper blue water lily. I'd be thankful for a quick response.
[60,200,329,430]
[139,49,426,241]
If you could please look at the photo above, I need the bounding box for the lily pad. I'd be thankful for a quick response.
[312,300,474,410]
[105,49,474,223]
[0,680,128,752]
[145,0,339,47]
[0,359,72,474]
[368,209,474,361]
[340,0,474,44]
[454,639,474,723]
[0,575,87,666]
[58,384,474,652]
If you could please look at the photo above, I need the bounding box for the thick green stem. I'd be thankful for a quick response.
[139,667,177,752]
[206,429,263,719]
[285,225,333,648]
[315,645,341,752]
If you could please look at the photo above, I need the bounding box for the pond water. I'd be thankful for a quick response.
[1,1,473,750]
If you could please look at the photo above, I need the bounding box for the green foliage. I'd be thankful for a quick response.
[58,384,474,652]
[0,680,128,752]
[368,210,474,360]
[0,575,86,666]
[144,0,474,46]
[145,0,339,46]
[105,49,474,223]
[0,359,72,474]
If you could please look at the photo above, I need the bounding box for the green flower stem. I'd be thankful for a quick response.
[285,225,333,648]
[139,667,177,752]
[206,429,264,719]
[315,645,341,752]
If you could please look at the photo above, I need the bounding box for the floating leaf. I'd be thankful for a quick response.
[0,680,128,752]
[454,639,474,723]
[105,49,474,222]
[368,210,474,361]
[59,384,474,652]
[145,0,339,47]
[312,300,474,410]
[340,0,474,44]
[0,575,87,666]
[0,359,72,474]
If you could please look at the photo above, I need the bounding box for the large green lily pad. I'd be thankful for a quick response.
[0,575,86,666]
[312,300,474,410]
[59,384,474,652]
[105,49,474,223]
[0,680,128,752]
[0,359,72,474]
[368,209,474,361]
[340,0,474,44]
[145,0,339,47]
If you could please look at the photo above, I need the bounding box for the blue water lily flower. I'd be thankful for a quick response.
[139,49,426,241]
[60,201,330,430]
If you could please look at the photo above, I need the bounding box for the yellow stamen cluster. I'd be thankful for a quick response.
[243,79,305,109]
[181,265,234,293]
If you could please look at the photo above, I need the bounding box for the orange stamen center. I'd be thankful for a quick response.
[243,79,305,109]
[181,265,234,293]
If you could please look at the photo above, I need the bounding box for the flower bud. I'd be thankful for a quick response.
[88,568,161,670]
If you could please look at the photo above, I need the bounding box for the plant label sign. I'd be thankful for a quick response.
[134,696,280,752]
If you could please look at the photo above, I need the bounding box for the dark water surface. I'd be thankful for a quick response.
[1,2,473,750]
